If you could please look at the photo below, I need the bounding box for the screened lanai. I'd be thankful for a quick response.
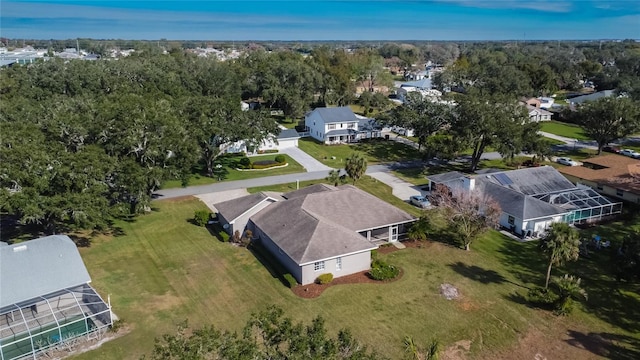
[533,186,623,224]
[0,285,112,360]
[0,235,114,360]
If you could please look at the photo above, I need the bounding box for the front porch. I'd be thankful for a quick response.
[359,222,413,244]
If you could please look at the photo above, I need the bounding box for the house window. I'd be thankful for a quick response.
[508,216,515,225]
[616,189,624,197]
[347,122,356,129]
[314,261,325,271]
[328,124,336,130]
[336,257,342,271]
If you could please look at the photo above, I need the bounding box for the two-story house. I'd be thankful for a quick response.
[304,107,367,144]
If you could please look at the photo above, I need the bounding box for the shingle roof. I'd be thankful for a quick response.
[480,166,576,195]
[1,235,91,309]
[569,90,614,104]
[310,107,358,124]
[478,181,568,220]
[277,129,300,140]
[214,192,282,222]
[559,155,640,194]
[400,78,432,89]
[251,185,414,264]
[427,171,466,184]
[284,183,336,199]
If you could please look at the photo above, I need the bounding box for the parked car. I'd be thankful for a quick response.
[410,195,431,208]
[621,149,640,159]
[556,157,579,166]
[603,145,621,154]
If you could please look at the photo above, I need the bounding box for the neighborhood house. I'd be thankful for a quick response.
[214,184,416,285]
[427,166,623,238]
[222,128,301,154]
[0,236,114,360]
[304,107,382,144]
[558,154,640,204]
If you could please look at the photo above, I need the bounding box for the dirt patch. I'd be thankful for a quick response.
[440,283,460,300]
[291,269,404,299]
[442,339,472,360]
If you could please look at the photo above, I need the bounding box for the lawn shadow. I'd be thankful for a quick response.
[448,261,506,284]
[247,242,290,288]
[565,330,640,360]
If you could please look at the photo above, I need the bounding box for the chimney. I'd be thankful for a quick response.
[463,176,475,191]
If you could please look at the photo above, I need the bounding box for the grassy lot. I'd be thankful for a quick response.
[272,115,300,129]
[74,198,640,359]
[298,137,421,168]
[248,175,423,218]
[540,121,590,141]
[162,154,304,189]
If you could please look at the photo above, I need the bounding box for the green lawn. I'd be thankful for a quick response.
[298,137,422,168]
[73,197,640,359]
[273,115,300,129]
[540,121,590,141]
[162,154,304,189]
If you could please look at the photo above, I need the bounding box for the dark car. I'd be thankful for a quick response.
[603,145,621,154]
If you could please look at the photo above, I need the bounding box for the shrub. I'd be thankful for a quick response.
[526,287,558,308]
[369,259,400,281]
[275,154,286,163]
[284,273,297,288]
[316,273,334,284]
[193,210,210,227]
[252,161,285,169]
[239,157,251,168]
[109,319,125,333]
[257,149,279,154]
[219,230,230,243]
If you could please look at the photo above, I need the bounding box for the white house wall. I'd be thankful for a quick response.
[305,112,326,142]
[300,251,372,285]
[252,224,303,282]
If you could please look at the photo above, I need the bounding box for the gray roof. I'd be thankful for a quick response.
[400,78,432,89]
[569,90,614,104]
[284,183,336,199]
[478,181,568,220]
[0,235,91,309]
[277,129,300,140]
[310,107,358,124]
[480,166,576,195]
[251,185,414,264]
[427,171,466,184]
[214,192,282,222]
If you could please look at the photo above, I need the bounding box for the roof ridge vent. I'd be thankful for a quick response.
[13,245,28,252]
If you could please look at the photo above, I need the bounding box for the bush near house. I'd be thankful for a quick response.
[238,157,252,169]
[368,259,400,281]
[275,154,286,163]
[316,273,334,284]
[284,274,298,288]
[193,210,211,227]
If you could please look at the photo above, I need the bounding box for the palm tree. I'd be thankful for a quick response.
[326,169,341,186]
[344,152,367,185]
[540,223,580,289]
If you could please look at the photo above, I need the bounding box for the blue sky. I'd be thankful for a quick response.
[1,0,639,40]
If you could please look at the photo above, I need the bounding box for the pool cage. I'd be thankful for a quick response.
[0,284,112,360]
[533,186,623,224]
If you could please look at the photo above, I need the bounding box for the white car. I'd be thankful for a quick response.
[556,157,579,166]
[620,149,640,159]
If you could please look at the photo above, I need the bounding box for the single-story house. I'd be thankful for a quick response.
[304,107,382,144]
[222,129,301,154]
[558,154,640,204]
[427,166,623,238]
[527,105,553,122]
[1,235,113,360]
[213,184,416,285]
[215,191,285,236]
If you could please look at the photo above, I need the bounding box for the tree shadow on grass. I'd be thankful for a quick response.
[449,261,530,289]
[565,330,640,360]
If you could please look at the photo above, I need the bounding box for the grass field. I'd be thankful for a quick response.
[162,154,304,189]
[73,196,640,359]
[298,137,421,168]
[540,121,590,141]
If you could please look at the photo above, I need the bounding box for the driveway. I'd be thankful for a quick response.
[279,147,332,172]
[367,171,423,201]
[195,189,249,212]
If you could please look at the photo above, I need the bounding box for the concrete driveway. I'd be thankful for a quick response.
[367,171,423,201]
[195,189,249,212]
[279,147,333,172]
